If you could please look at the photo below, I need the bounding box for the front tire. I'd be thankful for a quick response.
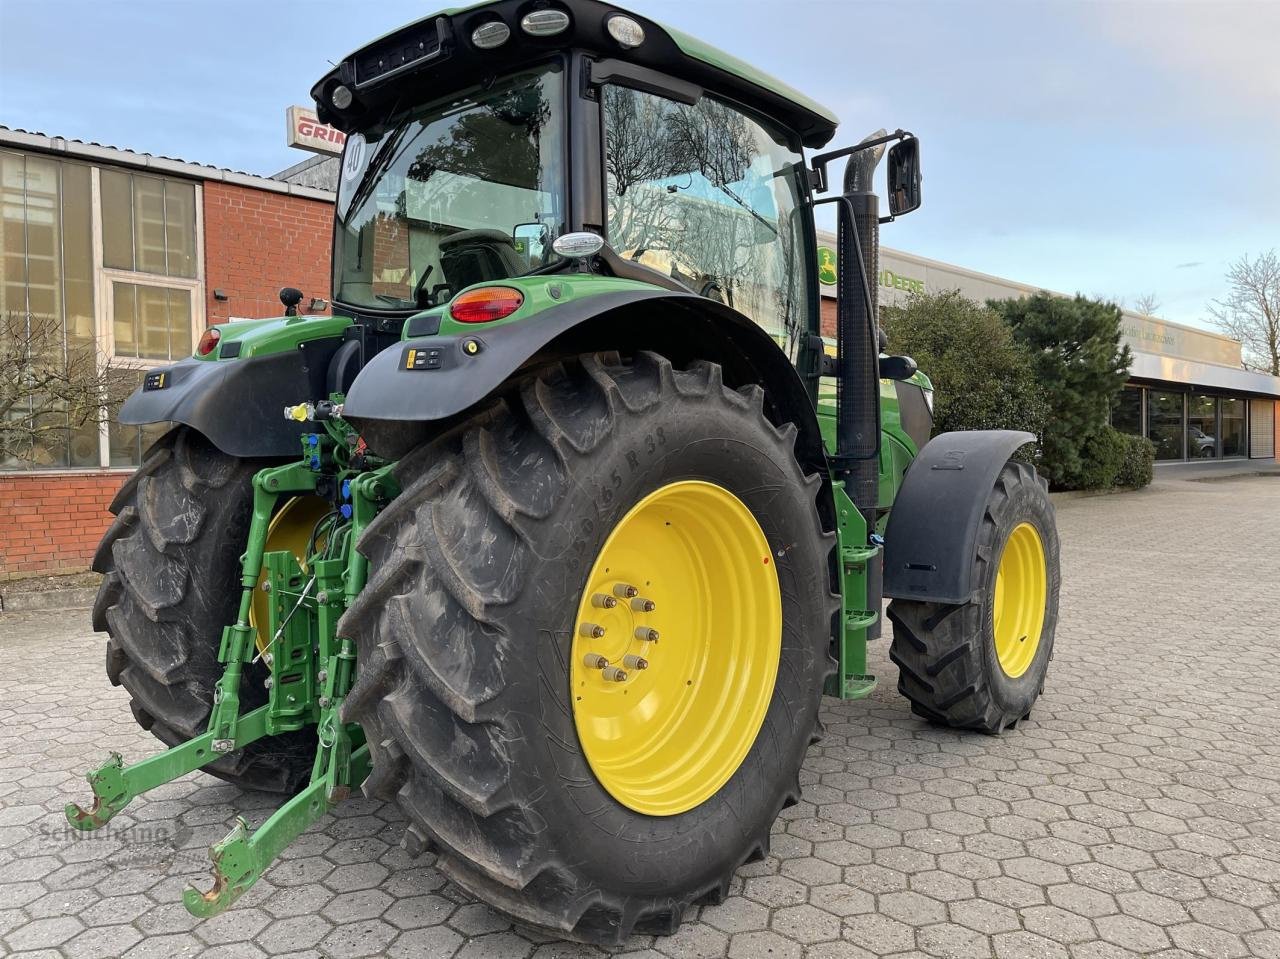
[887,460,1060,733]
[341,352,837,943]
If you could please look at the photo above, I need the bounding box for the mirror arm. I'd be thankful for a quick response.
[809,128,914,194]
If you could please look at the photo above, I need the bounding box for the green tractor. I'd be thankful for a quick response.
[71,0,1060,944]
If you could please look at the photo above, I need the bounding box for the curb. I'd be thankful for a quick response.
[0,587,97,613]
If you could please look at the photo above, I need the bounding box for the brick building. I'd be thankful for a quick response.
[0,128,335,576]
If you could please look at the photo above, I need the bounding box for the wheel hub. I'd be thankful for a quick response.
[571,480,781,817]
[992,521,1047,678]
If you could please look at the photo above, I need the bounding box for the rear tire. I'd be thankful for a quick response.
[92,427,314,793]
[887,460,1060,733]
[341,352,837,943]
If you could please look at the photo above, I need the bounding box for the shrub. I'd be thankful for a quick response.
[1115,433,1156,489]
[989,292,1132,490]
[882,291,1048,443]
[1075,425,1126,490]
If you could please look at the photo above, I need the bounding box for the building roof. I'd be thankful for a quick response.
[0,125,335,202]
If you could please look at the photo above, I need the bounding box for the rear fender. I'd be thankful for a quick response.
[343,289,829,479]
[883,430,1037,604]
[117,339,345,459]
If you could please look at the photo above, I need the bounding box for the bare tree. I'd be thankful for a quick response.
[1132,293,1161,316]
[0,309,132,465]
[1208,250,1280,375]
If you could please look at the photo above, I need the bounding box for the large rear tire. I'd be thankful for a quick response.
[341,352,837,943]
[887,460,1060,733]
[92,427,315,793]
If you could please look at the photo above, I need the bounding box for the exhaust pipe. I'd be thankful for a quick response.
[834,130,886,525]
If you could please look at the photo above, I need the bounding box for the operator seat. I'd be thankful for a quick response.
[439,229,527,289]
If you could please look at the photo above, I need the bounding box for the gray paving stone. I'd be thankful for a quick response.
[2,474,1278,958]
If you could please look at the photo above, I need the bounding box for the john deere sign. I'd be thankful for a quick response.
[817,247,838,286]
[816,247,925,296]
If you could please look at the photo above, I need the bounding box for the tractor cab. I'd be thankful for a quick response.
[315,0,845,350]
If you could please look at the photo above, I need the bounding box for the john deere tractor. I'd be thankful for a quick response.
[71,0,1060,943]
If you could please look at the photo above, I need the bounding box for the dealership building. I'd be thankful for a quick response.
[0,123,1276,577]
[816,230,1280,466]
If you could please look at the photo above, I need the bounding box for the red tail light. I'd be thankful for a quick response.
[197,326,222,356]
[450,286,524,324]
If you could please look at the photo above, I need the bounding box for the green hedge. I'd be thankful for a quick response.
[1116,433,1156,489]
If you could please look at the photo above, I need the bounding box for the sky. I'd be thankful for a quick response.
[1,0,1276,331]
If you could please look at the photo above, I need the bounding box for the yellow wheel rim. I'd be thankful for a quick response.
[250,496,331,656]
[992,521,1048,679]
[570,480,782,817]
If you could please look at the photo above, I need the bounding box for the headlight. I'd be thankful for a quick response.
[923,389,934,415]
[606,15,645,49]
[520,9,570,36]
[471,20,510,49]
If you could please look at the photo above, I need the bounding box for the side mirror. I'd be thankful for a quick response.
[886,137,922,217]
[879,354,918,381]
[513,222,549,267]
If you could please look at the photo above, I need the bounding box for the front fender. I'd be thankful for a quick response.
[883,430,1037,605]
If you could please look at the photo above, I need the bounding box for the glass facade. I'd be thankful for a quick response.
[1146,391,1184,461]
[1222,398,1246,457]
[1187,394,1217,459]
[1112,387,1142,436]
[0,148,202,472]
[1113,384,1256,461]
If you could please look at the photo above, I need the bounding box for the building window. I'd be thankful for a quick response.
[100,170,197,278]
[1147,390,1185,461]
[1221,397,1246,458]
[0,149,203,472]
[1112,387,1143,436]
[1187,394,1218,459]
[0,151,101,470]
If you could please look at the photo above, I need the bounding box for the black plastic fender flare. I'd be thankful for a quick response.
[116,339,344,458]
[883,429,1037,605]
[342,289,828,473]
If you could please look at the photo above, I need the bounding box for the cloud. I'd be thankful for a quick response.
[1087,1,1280,118]
[1175,261,1203,269]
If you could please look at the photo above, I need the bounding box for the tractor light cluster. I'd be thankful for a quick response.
[450,286,524,323]
[520,9,571,36]
[196,326,221,356]
[471,20,511,49]
[606,14,645,49]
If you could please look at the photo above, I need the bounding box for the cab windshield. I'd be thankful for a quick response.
[333,64,565,311]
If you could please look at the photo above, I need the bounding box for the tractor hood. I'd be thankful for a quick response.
[309,0,839,148]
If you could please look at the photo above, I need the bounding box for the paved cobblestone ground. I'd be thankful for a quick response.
[2,472,1278,959]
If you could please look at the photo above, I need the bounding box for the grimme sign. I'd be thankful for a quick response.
[286,106,346,156]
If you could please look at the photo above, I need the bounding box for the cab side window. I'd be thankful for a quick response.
[602,85,812,358]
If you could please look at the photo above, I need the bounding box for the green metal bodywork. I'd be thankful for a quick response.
[192,314,354,362]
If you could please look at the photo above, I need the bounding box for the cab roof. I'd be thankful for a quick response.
[311,0,840,148]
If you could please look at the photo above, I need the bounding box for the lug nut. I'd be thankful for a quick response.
[622,655,648,670]
[579,623,606,639]
[634,627,660,642]
[601,665,628,682]
[591,593,618,609]
[582,652,609,669]
[630,597,656,612]
[613,583,640,599]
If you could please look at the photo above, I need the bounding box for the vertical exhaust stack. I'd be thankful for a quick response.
[835,131,886,527]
